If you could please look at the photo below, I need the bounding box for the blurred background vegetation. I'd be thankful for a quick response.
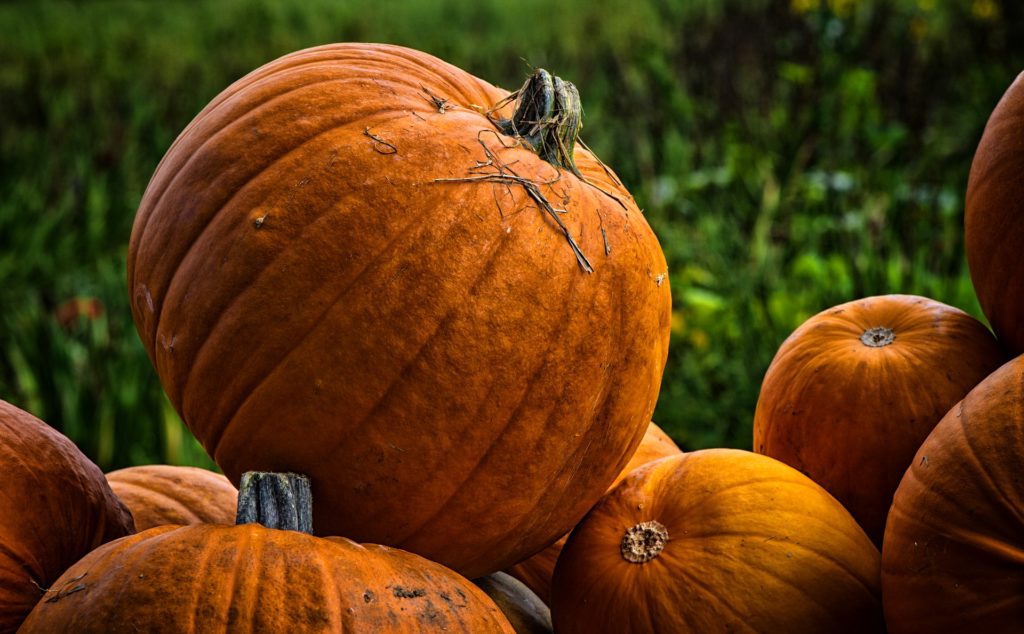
[1,0,1022,470]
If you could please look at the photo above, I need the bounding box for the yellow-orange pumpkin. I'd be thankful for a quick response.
[106,465,238,531]
[126,42,670,578]
[966,72,1024,354]
[551,450,884,633]
[506,421,681,603]
[754,294,1005,544]
[0,400,134,633]
[882,355,1024,633]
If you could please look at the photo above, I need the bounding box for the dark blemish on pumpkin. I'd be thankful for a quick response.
[421,86,453,113]
[364,127,398,154]
[409,110,427,122]
[392,586,426,599]
[439,591,452,605]
[363,590,374,603]
[920,455,929,466]
[602,227,611,255]
[42,575,88,604]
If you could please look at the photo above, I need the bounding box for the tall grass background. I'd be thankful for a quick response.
[2,0,1022,469]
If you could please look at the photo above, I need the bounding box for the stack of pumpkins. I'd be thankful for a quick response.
[1,43,1022,632]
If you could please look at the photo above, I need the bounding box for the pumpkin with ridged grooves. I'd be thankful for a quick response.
[506,420,681,603]
[473,572,552,634]
[126,42,670,578]
[106,465,238,531]
[20,471,515,633]
[882,355,1024,633]
[753,294,1005,544]
[0,399,134,633]
[966,72,1024,354]
[550,450,884,633]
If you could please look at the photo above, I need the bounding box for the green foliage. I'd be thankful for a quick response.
[1,0,1021,466]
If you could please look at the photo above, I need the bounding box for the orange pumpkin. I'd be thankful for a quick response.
[882,355,1024,633]
[106,465,238,531]
[550,450,884,633]
[506,421,681,603]
[20,471,514,633]
[753,294,1005,544]
[0,399,134,633]
[966,72,1024,354]
[473,572,552,634]
[126,42,670,578]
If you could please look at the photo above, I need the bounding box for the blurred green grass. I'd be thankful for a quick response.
[1,0,1021,468]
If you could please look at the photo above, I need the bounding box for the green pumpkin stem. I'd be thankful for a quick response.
[496,69,584,177]
[236,471,313,533]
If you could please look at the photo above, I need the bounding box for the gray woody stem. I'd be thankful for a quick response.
[236,471,313,534]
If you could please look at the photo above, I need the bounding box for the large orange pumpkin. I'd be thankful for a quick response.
[550,450,884,633]
[966,72,1024,354]
[126,43,670,577]
[0,399,134,633]
[506,421,681,603]
[882,355,1024,633]
[20,471,514,633]
[753,294,1005,544]
[106,465,238,531]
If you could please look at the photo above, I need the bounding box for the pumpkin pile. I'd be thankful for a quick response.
[2,42,1023,632]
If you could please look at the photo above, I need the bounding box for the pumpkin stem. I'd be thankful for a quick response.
[236,471,313,534]
[860,327,895,348]
[620,520,669,564]
[495,69,583,177]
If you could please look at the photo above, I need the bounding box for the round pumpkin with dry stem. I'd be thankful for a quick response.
[127,43,670,578]
[550,450,884,633]
[0,399,134,633]
[106,465,238,531]
[882,355,1024,633]
[506,421,681,603]
[753,294,1005,544]
[20,472,514,633]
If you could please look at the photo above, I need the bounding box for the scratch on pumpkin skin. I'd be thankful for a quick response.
[31,573,88,603]
[363,127,398,154]
[420,86,453,113]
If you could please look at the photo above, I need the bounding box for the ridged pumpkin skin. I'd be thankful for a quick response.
[126,43,670,578]
[473,572,552,634]
[0,400,134,633]
[20,524,515,633]
[106,465,238,531]
[506,421,681,603]
[966,72,1024,354]
[551,450,884,633]
[882,355,1024,633]
[753,294,1006,544]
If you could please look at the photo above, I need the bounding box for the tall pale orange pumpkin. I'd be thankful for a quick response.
[882,355,1024,633]
[550,450,884,633]
[966,72,1024,354]
[126,43,671,577]
[106,465,238,531]
[754,294,1005,544]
